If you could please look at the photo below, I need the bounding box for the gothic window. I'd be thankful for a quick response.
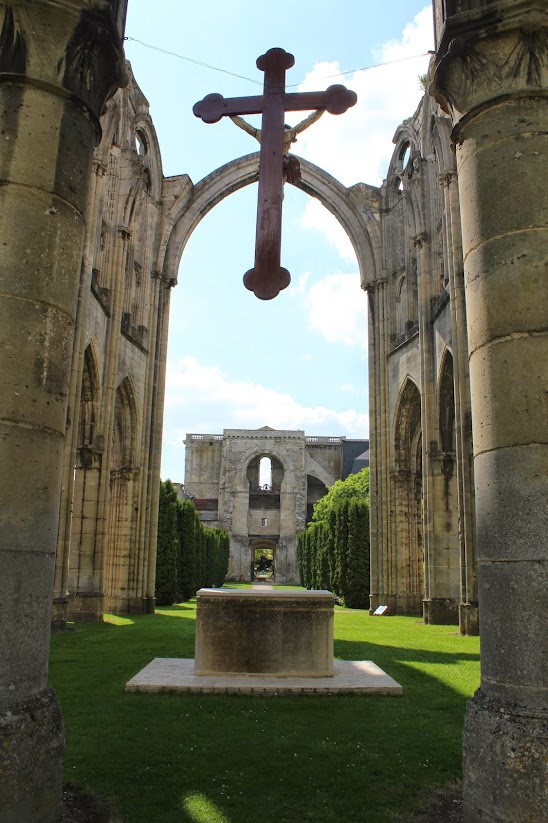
[78,346,99,448]
[259,456,272,489]
[135,129,148,156]
[112,377,137,470]
[439,351,456,454]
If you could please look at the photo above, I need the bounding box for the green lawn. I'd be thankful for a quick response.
[49,594,480,823]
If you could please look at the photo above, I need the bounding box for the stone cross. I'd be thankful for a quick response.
[193,47,357,300]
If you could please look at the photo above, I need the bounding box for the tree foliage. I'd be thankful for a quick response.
[155,480,179,606]
[311,468,369,523]
[155,481,231,606]
[297,469,370,609]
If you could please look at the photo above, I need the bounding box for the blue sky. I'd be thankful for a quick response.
[123,1,434,481]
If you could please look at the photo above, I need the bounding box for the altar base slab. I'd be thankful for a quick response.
[125,657,403,696]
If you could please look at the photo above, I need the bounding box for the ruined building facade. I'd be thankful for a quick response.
[51,67,176,623]
[367,93,477,633]
[183,428,369,583]
[48,58,476,629]
[1,2,545,821]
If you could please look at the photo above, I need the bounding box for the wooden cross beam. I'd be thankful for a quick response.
[193,47,357,300]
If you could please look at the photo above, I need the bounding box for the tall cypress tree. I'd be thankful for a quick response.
[344,499,370,608]
[155,480,178,606]
[334,498,350,599]
[177,498,198,601]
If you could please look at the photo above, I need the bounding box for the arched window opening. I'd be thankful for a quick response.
[393,378,424,614]
[259,456,272,490]
[247,455,283,510]
[78,346,98,448]
[135,129,148,156]
[439,351,456,454]
[400,141,411,172]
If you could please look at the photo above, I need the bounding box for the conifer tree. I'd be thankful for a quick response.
[334,498,350,598]
[177,498,198,600]
[155,480,179,606]
[343,499,370,608]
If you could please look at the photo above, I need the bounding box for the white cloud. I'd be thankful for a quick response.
[301,199,355,262]
[294,6,433,186]
[162,357,368,463]
[304,273,367,352]
[290,270,312,296]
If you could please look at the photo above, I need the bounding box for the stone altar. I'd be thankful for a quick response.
[194,588,334,677]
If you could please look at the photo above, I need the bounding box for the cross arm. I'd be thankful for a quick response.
[284,85,357,115]
[193,84,357,124]
[193,93,265,123]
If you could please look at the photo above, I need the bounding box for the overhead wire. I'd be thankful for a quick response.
[124,36,431,88]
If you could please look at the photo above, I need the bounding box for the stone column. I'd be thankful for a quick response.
[431,2,547,821]
[0,3,126,821]
[367,277,390,612]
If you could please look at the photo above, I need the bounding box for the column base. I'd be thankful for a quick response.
[459,601,479,636]
[0,688,64,823]
[104,595,149,615]
[51,596,70,632]
[67,592,104,622]
[145,596,156,614]
[463,689,548,823]
[423,597,459,625]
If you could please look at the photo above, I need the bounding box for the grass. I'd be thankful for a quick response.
[49,591,480,823]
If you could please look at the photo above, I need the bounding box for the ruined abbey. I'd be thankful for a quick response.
[183,428,369,583]
[0,2,546,822]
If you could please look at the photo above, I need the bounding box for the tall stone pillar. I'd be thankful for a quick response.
[431,2,547,821]
[0,3,127,821]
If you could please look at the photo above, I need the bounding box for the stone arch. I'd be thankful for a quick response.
[394,377,422,471]
[78,343,100,449]
[161,152,381,290]
[111,376,138,469]
[392,377,424,614]
[438,348,456,454]
[247,452,284,493]
[105,376,140,613]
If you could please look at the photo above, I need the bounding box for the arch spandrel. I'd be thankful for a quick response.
[161,152,382,291]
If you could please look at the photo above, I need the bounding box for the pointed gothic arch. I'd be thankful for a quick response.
[391,377,424,614]
[159,152,382,290]
[111,375,138,469]
[105,376,140,613]
[438,348,456,454]
[78,343,100,448]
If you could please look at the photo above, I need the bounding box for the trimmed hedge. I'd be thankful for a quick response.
[156,480,230,605]
[296,469,370,608]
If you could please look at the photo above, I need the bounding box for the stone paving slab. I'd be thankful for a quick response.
[125,658,403,696]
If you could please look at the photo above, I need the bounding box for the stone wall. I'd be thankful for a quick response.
[184,428,368,584]
[52,66,187,624]
[367,92,476,632]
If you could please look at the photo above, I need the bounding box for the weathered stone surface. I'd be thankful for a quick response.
[0,2,127,819]
[194,589,335,677]
[0,689,64,823]
[126,657,403,696]
[463,690,548,823]
[432,1,548,818]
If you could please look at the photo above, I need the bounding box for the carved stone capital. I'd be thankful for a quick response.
[430,1,548,127]
[438,169,457,187]
[412,232,428,248]
[0,2,129,126]
[93,159,108,177]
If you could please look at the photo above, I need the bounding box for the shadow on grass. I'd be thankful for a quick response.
[49,608,480,823]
